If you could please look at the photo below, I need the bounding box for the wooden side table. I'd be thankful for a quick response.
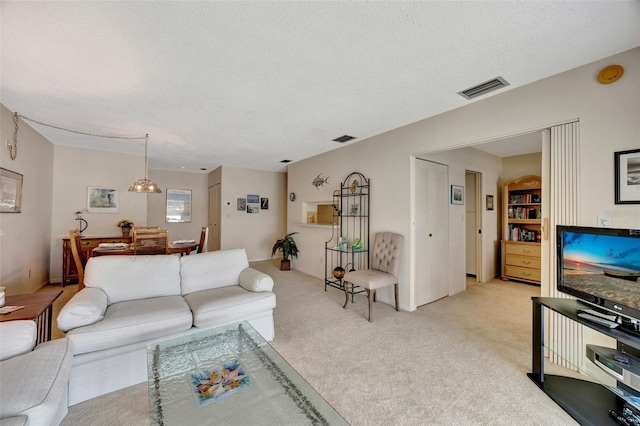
[0,290,63,344]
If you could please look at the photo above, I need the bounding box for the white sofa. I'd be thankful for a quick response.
[0,321,74,425]
[57,248,276,406]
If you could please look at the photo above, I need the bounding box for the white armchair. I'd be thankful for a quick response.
[0,321,74,425]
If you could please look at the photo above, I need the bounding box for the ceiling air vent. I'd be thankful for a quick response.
[280,159,292,163]
[458,76,510,100]
[332,135,356,143]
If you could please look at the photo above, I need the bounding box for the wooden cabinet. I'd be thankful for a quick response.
[501,175,542,284]
[62,235,131,285]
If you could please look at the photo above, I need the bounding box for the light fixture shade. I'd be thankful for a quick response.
[129,134,162,193]
[128,177,162,193]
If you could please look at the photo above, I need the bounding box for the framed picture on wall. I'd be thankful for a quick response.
[615,148,640,204]
[486,195,494,210]
[0,168,23,213]
[87,186,119,213]
[451,185,464,205]
[166,189,192,222]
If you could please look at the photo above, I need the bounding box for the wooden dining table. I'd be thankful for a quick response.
[92,242,199,256]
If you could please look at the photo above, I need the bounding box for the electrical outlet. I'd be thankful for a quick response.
[598,215,611,228]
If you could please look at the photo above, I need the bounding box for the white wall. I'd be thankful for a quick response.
[288,47,640,311]
[147,169,209,242]
[218,166,287,261]
[49,145,147,282]
[0,104,54,294]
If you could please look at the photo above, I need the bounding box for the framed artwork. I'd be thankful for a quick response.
[87,186,118,213]
[261,197,269,209]
[247,194,259,214]
[166,189,192,222]
[615,148,640,204]
[237,198,246,211]
[0,168,23,213]
[486,195,494,210]
[451,185,464,205]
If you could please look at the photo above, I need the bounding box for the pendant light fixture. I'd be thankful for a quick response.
[129,134,162,193]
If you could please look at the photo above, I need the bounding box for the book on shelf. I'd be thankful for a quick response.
[508,225,538,242]
[509,194,541,204]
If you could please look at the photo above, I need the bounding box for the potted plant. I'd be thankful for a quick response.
[271,232,299,270]
[117,219,134,237]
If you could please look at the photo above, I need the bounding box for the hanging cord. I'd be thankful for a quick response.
[8,113,18,160]
[17,114,147,140]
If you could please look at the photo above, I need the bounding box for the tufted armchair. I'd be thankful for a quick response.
[343,232,403,321]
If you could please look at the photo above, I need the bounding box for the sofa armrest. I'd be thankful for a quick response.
[57,287,108,332]
[239,268,274,292]
[0,321,36,361]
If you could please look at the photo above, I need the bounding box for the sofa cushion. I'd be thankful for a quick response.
[85,255,182,304]
[184,286,276,329]
[56,287,108,332]
[0,338,73,425]
[180,249,250,295]
[0,416,28,426]
[239,268,274,292]
[66,296,193,354]
[0,321,36,361]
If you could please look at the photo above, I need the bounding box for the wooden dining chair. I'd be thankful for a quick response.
[197,227,209,253]
[69,229,87,291]
[133,229,169,255]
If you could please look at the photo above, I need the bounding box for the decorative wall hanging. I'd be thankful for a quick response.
[0,168,23,213]
[451,185,464,205]
[166,189,192,222]
[615,148,640,204]
[237,198,246,211]
[261,198,269,209]
[87,186,119,213]
[312,174,329,189]
[247,194,259,214]
[486,195,494,210]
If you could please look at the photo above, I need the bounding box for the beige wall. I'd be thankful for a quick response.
[219,166,287,261]
[147,169,209,242]
[0,105,54,294]
[502,152,543,184]
[288,47,640,311]
[49,145,147,282]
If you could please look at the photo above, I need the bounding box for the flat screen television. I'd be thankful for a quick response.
[557,225,640,322]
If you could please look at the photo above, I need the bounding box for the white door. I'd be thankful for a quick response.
[414,158,449,306]
[208,184,221,251]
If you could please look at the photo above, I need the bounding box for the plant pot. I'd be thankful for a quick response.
[280,259,291,271]
[122,227,130,237]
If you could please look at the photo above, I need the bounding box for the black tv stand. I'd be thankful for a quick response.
[530,297,640,425]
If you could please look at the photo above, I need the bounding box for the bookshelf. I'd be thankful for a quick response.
[501,175,542,285]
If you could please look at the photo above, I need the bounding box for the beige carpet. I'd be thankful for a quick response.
[60,260,578,425]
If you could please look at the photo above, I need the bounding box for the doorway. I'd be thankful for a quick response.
[465,170,482,283]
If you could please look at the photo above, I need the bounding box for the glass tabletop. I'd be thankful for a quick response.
[147,321,348,425]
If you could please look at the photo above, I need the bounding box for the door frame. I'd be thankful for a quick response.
[465,170,483,283]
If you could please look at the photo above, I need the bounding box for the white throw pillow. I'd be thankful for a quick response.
[239,268,274,292]
[56,287,108,332]
[180,249,250,295]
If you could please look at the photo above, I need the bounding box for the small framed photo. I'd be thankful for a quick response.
[486,195,494,210]
[615,148,640,204]
[0,168,23,213]
[237,198,246,211]
[87,186,119,213]
[166,189,192,223]
[451,185,464,205]
[260,197,269,209]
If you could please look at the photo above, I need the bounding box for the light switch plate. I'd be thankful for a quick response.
[598,215,611,227]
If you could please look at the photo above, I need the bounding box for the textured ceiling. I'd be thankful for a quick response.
[2,1,639,172]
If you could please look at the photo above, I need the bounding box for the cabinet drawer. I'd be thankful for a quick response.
[506,254,541,269]
[506,265,541,282]
[505,243,540,258]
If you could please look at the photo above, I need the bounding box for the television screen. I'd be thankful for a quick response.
[557,225,640,321]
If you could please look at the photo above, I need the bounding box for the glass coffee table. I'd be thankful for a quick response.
[147,321,348,425]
